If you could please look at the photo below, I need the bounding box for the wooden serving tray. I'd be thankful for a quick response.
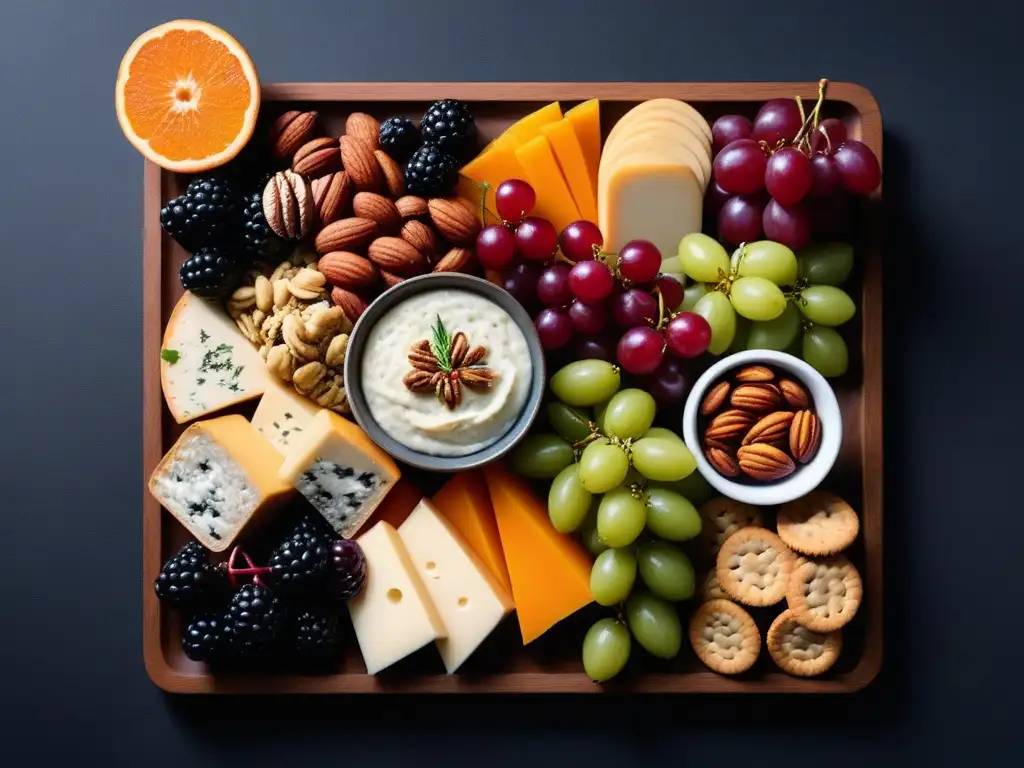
[143,82,883,694]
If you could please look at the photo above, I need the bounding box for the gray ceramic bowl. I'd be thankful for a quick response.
[343,273,546,472]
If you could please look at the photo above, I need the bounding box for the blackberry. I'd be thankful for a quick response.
[378,116,420,162]
[265,521,330,596]
[241,178,286,261]
[182,613,228,662]
[179,245,239,297]
[160,176,242,252]
[419,99,476,156]
[290,607,342,663]
[154,541,227,611]
[328,539,367,601]
[404,144,459,197]
[224,582,285,656]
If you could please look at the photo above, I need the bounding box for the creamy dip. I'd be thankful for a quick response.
[361,289,532,457]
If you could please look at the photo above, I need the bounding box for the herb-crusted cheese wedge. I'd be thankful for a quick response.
[148,415,293,551]
[160,292,271,423]
[279,410,400,538]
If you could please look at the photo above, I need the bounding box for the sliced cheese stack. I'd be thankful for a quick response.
[598,99,713,272]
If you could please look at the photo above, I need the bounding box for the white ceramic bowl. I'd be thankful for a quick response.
[681,350,841,506]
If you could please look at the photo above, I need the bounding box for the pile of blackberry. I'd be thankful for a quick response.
[155,513,366,670]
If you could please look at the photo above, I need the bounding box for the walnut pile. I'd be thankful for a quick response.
[226,249,351,413]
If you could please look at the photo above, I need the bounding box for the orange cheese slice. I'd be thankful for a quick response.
[500,101,563,148]
[483,461,593,644]
[433,470,512,596]
[540,118,598,223]
[514,135,581,233]
[565,99,601,194]
[458,144,526,216]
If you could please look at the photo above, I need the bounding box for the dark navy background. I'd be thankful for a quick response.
[1,0,1018,763]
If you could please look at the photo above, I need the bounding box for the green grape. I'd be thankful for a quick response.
[582,618,631,682]
[625,591,682,659]
[692,291,736,355]
[680,281,707,311]
[637,541,695,601]
[594,398,611,435]
[747,302,801,351]
[735,240,799,286]
[650,469,714,506]
[603,389,656,439]
[597,486,647,547]
[730,276,787,321]
[644,488,702,541]
[798,242,854,285]
[590,547,638,606]
[550,360,621,406]
[803,326,849,377]
[798,285,856,326]
[578,439,630,493]
[678,233,730,282]
[729,314,751,353]
[546,402,593,444]
[547,464,592,533]
[642,427,683,443]
[579,501,608,557]
[631,437,696,482]
[509,434,574,478]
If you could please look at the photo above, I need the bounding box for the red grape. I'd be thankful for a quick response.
[762,199,810,251]
[713,139,767,195]
[644,357,691,406]
[475,225,516,270]
[568,259,614,303]
[535,307,573,350]
[536,263,573,306]
[832,140,881,195]
[655,274,684,310]
[495,179,536,221]
[568,300,607,335]
[809,153,841,198]
[501,262,540,305]
[718,194,765,245]
[616,326,665,375]
[810,118,848,154]
[712,114,753,155]
[617,239,662,284]
[515,217,558,261]
[704,178,732,217]
[574,335,616,363]
[612,287,658,329]
[664,312,711,358]
[559,220,603,262]
[752,99,803,146]
[764,147,813,206]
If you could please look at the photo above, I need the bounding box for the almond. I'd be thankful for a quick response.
[790,410,822,464]
[731,383,782,414]
[269,110,319,161]
[318,251,379,290]
[706,446,740,477]
[735,365,775,383]
[331,287,368,323]
[400,220,439,259]
[374,150,406,198]
[340,135,383,192]
[433,246,472,273]
[742,411,795,447]
[346,112,380,150]
[701,381,731,416]
[314,217,378,254]
[737,444,795,481]
[292,137,341,178]
[396,195,429,219]
[353,192,401,233]
[779,379,810,409]
[705,409,757,445]
[380,270,406,288]
[428,197,481,245]
[367,236,425,275]
[311,171,353,228]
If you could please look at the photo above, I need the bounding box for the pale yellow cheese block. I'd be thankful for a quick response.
[601,134,710,190]
[612,98,712,143]
[603,117,712,184]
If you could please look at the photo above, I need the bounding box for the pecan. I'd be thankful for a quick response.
[449,332,469,368]
[404,370,436,392]
[779,379,811,409]
[706,446,740,477]
[737,444,796,481]
[269,110,319,161]
[462,345,487,367]
[460,368,498,389]
[701,381,731,416]
[730,383,782,414]
[742,411,796,447]
[735,365,775,383]
[790,410,822,463]
[408,343,440,372]
[292,136,341,178]
[263,171,315,240]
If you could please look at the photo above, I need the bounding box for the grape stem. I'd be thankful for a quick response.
[792,79,830,153]
[785,278,809,305]
[460,175,502,226]
[227,546,271,588]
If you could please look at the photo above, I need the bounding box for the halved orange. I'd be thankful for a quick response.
[115,20,260,172]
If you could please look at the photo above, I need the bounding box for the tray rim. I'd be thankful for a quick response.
[143,81,883,694]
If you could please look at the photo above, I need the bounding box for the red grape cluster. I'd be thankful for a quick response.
[708,89,880,252]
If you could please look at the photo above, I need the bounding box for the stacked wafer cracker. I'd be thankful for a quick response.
[688,491,862,677]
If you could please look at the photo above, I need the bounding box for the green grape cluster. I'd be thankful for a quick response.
[509,359,714,683]
[676,234,856,377]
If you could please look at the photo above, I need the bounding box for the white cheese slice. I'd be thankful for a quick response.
[398,500,514,673]
[160,292,271,424]
[251,379,322,458]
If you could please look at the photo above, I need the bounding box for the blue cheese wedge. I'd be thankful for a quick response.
[251,379,323,458]
[160,292,271,424]
[278,410,401,538]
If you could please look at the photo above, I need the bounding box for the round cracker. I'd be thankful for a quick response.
[777,491,859,556]
[689,599,761,675]
[716,527,795,607]
[699,496,764,561]
[767,608,843,677]
[786,554,863,632]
